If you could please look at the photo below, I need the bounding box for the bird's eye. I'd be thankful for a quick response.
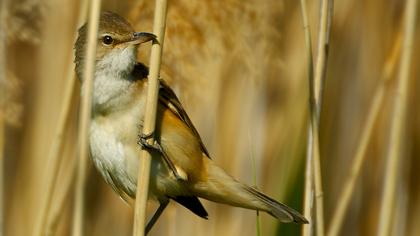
[102,35,114,45]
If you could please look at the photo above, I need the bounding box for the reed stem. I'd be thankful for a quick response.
[298,0,315,235]
[133,1,168,235]
[72,1,102,236]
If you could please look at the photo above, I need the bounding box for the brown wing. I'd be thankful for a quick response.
[132,63,211,158]
[158,79,211,159]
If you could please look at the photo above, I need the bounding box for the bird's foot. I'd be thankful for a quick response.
[138,131,160,150]
[138,132,185,181]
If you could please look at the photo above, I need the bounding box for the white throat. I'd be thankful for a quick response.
[90,46,137,114]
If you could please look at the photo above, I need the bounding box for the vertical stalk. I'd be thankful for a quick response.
[72,1,102,236]
[299,0,314,235]
[377,0,418,235]
[313,0,334,115]
[310,122,323,236]
[0,0,8,234]
[133,0,168,235]
[302,132,314,236]
[300,0,333,235]
[312,0,333,235]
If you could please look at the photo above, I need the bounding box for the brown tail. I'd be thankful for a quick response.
[192,158,308,224]
[244,186,309,223]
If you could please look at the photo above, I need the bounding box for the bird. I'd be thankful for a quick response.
[74,11,308,233]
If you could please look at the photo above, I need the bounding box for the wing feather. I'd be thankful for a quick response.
[158,79,211,158]
[133,63,211,158]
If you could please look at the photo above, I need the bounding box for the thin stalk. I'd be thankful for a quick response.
[133,1,168,235]
[299,0,315,235]
[300,0,314,236]
[311,0,334,235]
[0,0,7,234]
[327,32,402,236]
[377,0,418,235]
[303,131,314,236]
[314,0,334,116]
[72,1,102,236]
[310,113,323,236]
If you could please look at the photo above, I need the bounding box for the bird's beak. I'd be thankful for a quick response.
[127,32,157,45]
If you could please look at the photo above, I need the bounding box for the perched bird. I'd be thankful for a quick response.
[74,11,308,233]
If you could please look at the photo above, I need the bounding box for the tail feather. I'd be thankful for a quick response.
[245,186,309,224]
[193,158,308,224]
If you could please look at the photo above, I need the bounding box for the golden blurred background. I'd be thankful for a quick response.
[1,0,419,235]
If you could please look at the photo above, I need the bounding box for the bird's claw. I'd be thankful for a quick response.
[138,132,185,181]
[138,131,157,149]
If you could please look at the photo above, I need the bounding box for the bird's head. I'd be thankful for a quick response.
[74,11,155,81]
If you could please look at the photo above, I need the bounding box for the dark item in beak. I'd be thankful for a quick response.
[129,32,157,45]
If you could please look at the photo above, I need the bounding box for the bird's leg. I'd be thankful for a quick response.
[145,199,169,235]
[138,132,184,181]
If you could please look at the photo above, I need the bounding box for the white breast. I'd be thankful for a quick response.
[90,113,141,198]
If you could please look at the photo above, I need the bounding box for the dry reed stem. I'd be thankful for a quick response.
[0,0,8,234]
[133,0,168,235]
[299,0,315,235]
[314,0,334,114]
[327,32,402,236]
[303,133,314,236]
[300,0,333,234]
[377,0,418,235]
[72,1,102,236]
[310,118,323,236]
[311,0,334,235]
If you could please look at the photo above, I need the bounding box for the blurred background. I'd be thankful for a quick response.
[1,0,419,235]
